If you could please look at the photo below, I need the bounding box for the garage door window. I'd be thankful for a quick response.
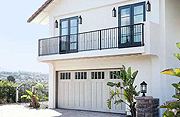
[110,71,121,79]
[91,72,104,79]
[75,72,87,79]
[60,72,71,80]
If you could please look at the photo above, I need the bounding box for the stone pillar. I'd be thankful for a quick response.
[135,96,159,117]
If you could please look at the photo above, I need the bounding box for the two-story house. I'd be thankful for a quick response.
[28,0,180,115]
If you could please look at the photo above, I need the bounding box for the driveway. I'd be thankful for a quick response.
[0,104,126,117]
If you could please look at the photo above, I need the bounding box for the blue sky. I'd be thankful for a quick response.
[0,0,49,73]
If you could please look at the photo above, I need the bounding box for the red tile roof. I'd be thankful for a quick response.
[27,0,54,23]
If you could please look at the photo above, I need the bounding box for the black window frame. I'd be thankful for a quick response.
[60,16,79,54]
[75,72,87,80]
[118,2,146,48]
[60,72,71,80]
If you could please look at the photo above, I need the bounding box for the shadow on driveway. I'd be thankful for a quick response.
[52,108,126,117]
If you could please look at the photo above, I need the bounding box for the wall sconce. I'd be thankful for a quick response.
[146,1,151,12]
[140,81,147,97]
[55,20,58,28]
[79,16,82,24]
[112,7,116,17]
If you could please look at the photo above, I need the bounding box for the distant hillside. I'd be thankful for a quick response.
[0,71,48,85]
[0,67,10,72]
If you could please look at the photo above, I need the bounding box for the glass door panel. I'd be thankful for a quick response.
[132,3,145,46]
[119,6,132,47]
[60,20,68,52]
[69,18,78,52]
[60,17,78,53]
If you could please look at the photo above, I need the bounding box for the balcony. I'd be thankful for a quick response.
[38,23,144,56]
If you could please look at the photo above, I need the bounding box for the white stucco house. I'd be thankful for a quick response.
[28,0,180,115]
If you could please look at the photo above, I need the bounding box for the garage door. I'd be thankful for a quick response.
[58,69,126,113]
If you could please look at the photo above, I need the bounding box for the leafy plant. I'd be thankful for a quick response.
[107,65,140,117]
[21,90,40,108]
[159,42,180,116]
[0,80,18,103]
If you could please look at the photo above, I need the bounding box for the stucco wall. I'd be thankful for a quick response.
[164,0,180,101]
[54,55,159,99]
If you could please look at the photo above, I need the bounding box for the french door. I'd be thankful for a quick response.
[60,17,78,53]
[118,2,145,48]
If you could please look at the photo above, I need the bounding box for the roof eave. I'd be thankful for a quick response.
[27,0,54,23]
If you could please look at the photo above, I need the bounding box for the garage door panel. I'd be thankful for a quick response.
[96,82,103,109]
[58,70,126,113]
[74,82,80,107]
[91,82,97,109]
[80,82,85,107]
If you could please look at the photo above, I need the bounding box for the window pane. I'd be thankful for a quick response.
[98,72,101,79]
[134,15,143,24]
[63,73,65,79]
[102,72,104,79]
[69,73,71,79]
[66,73,68,79]
[121,8,130,17]
[70,19,78,27]
[134,34,142,42]
[84,72,87,79]
[70,27,77,34]
[78,72,80,79]
[121,17,130,26]
[75,72,77,79]
[81,72,84,79]
[95,72,97,79]
[70,43,77,50]
[110,72,112,79]
[134,5,143,15]
[61,28,68,35]
[91,72,94,79]
[60,73,63,79]
[70,35,77,42]
[61,37,66,50]
[62,21,68,28]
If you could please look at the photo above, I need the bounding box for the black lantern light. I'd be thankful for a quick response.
[112,7,116,17]
[79,16,82,24]
[140,81,147,97]
[146,1,151,12]
[55,20,58,28]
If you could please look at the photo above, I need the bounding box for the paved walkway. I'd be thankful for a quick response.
[0,104,126,117]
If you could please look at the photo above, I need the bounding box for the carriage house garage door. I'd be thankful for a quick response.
[58,69,126,113]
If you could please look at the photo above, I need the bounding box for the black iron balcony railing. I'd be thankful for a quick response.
[38,23,144,56]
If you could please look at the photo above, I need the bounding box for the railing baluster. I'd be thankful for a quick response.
[142,24,144,46]
[100,30,101,50]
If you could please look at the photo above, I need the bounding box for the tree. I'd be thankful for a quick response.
[7,76,15,83]
[107,65,140,117]
[0,80,18,103]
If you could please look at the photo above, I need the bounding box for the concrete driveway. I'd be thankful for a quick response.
[0,104,126,117]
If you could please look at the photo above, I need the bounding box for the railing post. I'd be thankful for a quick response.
[38,40,40,56]
[59,36,61,54]
[100,30,102,50]
[142,23,145,46]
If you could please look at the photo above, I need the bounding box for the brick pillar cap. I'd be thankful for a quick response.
[135,96,153,100]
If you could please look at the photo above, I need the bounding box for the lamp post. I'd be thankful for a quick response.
[112,7,116,17]
[146,1,151,12]
[140,81,147,97]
